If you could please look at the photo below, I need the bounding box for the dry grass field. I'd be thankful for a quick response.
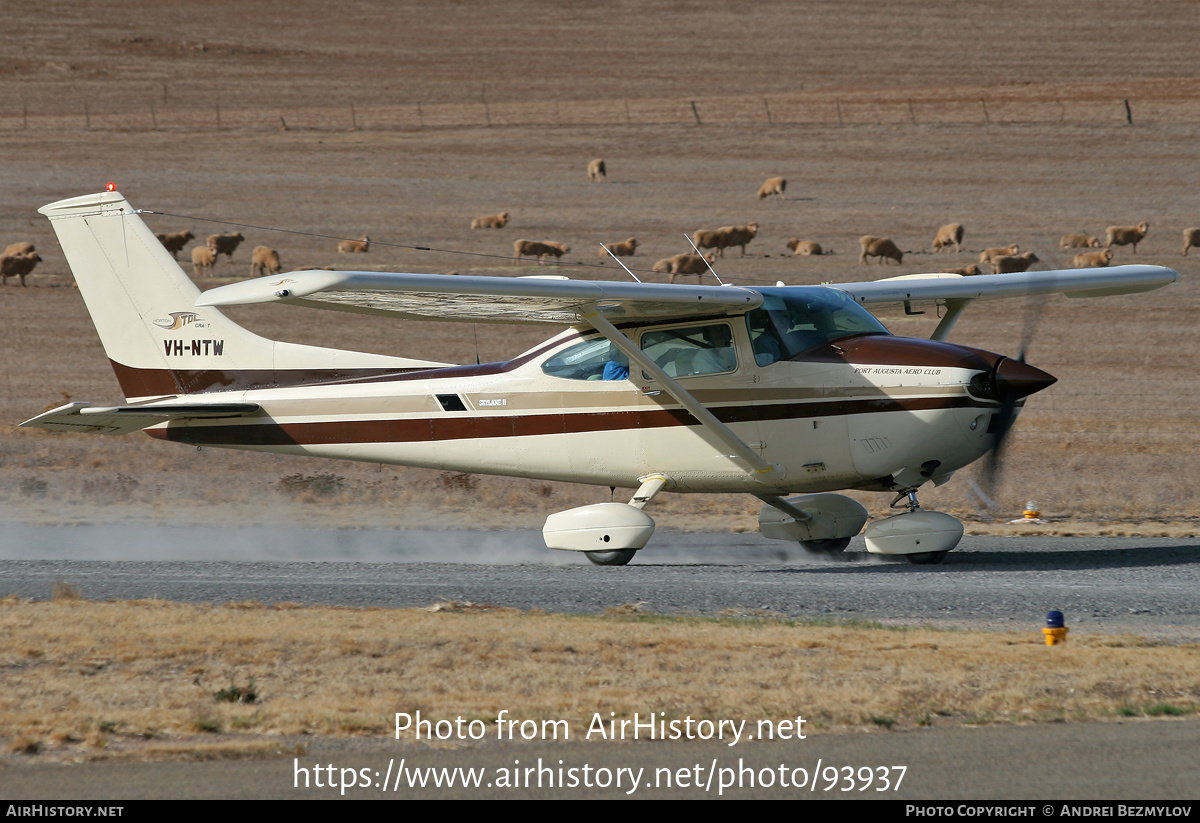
[1,596,1197,761]
[1,1,1199,762]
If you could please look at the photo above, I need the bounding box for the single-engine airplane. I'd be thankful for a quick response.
[22,191,1180,564]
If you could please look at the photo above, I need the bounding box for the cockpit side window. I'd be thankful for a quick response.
[639,322,737,379]
[541,338,628,381]
[746,289,889,364]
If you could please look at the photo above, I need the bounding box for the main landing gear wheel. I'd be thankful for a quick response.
[585,549,638,566]
[905,551,948,565]
[799,537,853,555]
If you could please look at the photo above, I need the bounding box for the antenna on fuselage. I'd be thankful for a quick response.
[599,243,642,282]
[683,234,726,285]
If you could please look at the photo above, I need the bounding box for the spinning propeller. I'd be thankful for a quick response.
[974,295,1057,505]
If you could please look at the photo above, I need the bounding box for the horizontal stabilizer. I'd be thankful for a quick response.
[20,401,261,436]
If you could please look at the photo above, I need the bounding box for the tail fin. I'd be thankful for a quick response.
[40,191,446,401]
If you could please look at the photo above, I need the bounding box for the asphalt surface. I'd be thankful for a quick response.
[0,527,1197,637]
[3,721,1199,800]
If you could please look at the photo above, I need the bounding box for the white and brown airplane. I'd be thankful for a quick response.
[22,191,1180,565]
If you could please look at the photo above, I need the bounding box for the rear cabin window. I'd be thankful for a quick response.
[639,322,737,379]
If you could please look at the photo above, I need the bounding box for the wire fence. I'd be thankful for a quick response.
[4,89,1197,132]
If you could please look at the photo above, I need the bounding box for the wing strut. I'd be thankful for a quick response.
[581,306,785,484]
[931,299,971,342]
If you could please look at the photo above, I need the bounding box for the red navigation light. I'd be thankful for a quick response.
[105,182,116,192]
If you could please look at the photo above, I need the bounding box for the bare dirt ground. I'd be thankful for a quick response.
[1,1,1198,532]
[2,0,1200,779]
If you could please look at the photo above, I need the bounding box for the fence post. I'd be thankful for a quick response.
[835,98,843,126]
[764,98,773,125]
[981,98,990,124]
[690,100,701,125]
[150,99,157,130]
[1124,99,1133,125]
[84,103,90,129]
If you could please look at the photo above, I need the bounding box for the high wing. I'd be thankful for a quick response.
[196,270,762,325]
[196,266,1179,326]
[832,265,1179,310]
[21,402,261,436]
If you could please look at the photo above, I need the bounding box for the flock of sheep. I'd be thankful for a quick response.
[1,164,1195,288]
[149,229,371,278]
[853,221,1155,276]
[463,162,1178,283]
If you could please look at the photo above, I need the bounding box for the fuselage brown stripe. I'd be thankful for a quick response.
[147,395,986,447]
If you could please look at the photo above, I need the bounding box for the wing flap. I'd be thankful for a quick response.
[196,271,763,325]
[21,401,262,436]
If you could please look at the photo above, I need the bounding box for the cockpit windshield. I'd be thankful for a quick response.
[745,287,889,366]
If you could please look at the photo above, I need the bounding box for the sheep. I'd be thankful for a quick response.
[757,177,786,200]
[1183,227,1200,257]
[991,252,1039,274]
[207,232,245,263]
[155,230,194,259]
[512,239,570,264]
[471,212,510,229]
[692,224,759,257]
[979,244,1019,266]
[1072,249,1113,268]
[940,264,981,276]
[859,235,903,265]
[3,242,35,257]
[663,252,719,283]
[600,237,638,257]
[587,159,606,183]
[786,239,824,256]
[1060,233,1101,249]
[1105,222,1149,253]
[931,223,964,253]
[714,222,759,257]
[250,246,282,277]
[191,245,217,277]
[337,235,370,253]
[1,252,41,286]
[691,228,726,256]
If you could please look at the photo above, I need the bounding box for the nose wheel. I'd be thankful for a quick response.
[865,490,963,564]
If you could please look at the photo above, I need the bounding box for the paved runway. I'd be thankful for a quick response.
[1,526,1197,637]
